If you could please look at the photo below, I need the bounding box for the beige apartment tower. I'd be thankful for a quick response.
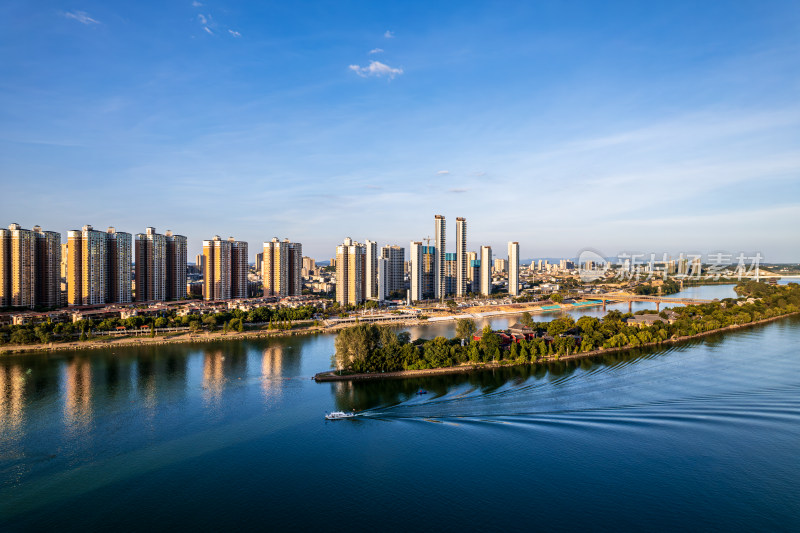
[0,223,61,309]
[67,225,108,306]
[263,238,302,297]
[455,217,467,297]
[203,236,231,300]
[336,237,365,306]
[434,215,446,300]
[480,245,492,297]
[508,241,520,297]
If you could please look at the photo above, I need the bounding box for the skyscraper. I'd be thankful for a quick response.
[287,241,302,296]
[480,246,492,297]
[377,257,387,301]
[434,215,446,300]
[203,236,231,300]
[380,245,405,295]
[254,252,263,275]
[456,217,467,297]
[508,241,520,297]
[5,224,36,308]
[263,238,301,297]
[165,230,187,300]
[134,227,166,302]
[230,238,248,299]
[365,240,379,300]
[34,226,62,308]
[444,252,457,295]
[422,245,435,299]
[409,241,423,302]
[67,225,107,306]
[106,227,132,304]
[336,237,365,306]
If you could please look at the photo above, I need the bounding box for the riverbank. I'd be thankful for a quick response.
[314,310,800,382]
[0,316,435,356]
[0,300,597,356]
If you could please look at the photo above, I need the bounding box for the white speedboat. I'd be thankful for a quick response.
[325,411,355,420]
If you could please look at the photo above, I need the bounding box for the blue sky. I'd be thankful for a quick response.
[1,1,799,262]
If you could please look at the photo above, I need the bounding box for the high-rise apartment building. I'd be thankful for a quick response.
[0,224,62,309]
[470,258,481,294]
[381,245,405,295]
[336,237,365,306]
[195,253,205,272]
[422,246,435,299]
[35,226,62,308]
[203,236,231,300]
[254,252,263,275]
[493,258,508,274]
[134,227,166,302]
[287,241,302,296]
[508,241,520,297]
[409,241,423,302]
[480,246,492,297]
[377,257,387,302]
[106,227,132,304]
[67,225,107,306]
[263,237,288,297]
[263,238,301,297]
[444,252,457,295]
[165,230,187,300]
[365,240,379,300]
[231,238,248,299]
[455,217,467,297]
[434,215,446,300]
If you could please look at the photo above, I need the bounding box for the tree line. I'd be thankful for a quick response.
[331,282,800,373]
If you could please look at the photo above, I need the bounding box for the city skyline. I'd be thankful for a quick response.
[1,2,799,261]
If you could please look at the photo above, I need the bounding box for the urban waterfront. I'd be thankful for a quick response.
[1,284,799,531]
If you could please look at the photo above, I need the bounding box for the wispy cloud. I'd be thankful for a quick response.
[204,26,213,35]
[436,170,450,175]
[192,1,202,6]
[198,13,207,24]
[369,48,383,54]
[449,188,468,193]
[384,30,394,38]
[64,11,100,25]
[228,29,241,37]
[349,60,403,79]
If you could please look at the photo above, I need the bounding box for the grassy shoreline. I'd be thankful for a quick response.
[314,311,800,382]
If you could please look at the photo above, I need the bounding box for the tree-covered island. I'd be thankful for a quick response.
[330,281,800,375]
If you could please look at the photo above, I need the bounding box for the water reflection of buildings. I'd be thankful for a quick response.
[203,350,227,406]
[0,364,26,434]
[261,346,284,402]
[63,357,93,431]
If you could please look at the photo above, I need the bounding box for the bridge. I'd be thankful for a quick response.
[582,292,716,312]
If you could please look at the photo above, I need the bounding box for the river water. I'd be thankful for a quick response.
[1,284,799,531]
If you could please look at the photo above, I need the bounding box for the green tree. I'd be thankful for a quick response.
[455,318,477,340]
[520,311,535,329]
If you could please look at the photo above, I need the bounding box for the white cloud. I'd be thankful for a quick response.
[229,30,241,37]
[198,13,207,24]
[436,170,450,175]
[369,48,384,54]
[384,30,394,38]
[449,188,468,193]
[349,60,403,79]
[204,26,213,35]
[64,11,100,25]
[192,1,203,6]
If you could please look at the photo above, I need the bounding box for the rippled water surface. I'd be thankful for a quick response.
[1,284,799,531]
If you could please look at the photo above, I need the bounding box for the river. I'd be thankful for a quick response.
[1,283,799,531]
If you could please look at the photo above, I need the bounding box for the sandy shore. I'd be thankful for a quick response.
[314,311,800,382]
